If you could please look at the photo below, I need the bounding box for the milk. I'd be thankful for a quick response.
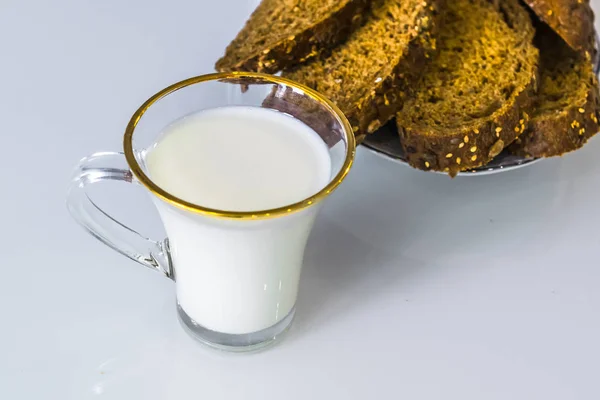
[146,106,332,211]
[145,106,331,334]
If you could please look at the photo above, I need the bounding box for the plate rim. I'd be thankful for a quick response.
[362,142,543,176]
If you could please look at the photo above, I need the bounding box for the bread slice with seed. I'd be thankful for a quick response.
[396,0,539,177]
[282,0,442,142]
[509,25,600,158]
[521,0,595,55]
[215,0,370,74]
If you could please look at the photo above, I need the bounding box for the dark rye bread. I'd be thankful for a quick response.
[215,0,369,74]
[396,0,539,176]
[522,0,595,55]
[510,26,600,157]
[283,0,441,142]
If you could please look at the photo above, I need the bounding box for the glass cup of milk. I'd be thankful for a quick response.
[67,73,355,351]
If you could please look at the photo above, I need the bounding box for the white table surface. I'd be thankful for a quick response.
[2,1,600,398]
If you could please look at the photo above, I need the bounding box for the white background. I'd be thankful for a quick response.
[1,0,599,398]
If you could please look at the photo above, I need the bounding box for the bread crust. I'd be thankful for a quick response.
[399,84,538,177]
[215,0,370,73]
[522,0,595,55]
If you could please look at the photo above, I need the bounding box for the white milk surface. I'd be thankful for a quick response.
[146,106,331,334]
[146,106,331,212]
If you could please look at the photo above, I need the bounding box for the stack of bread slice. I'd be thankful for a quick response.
[395,0,539,175]
[216,0,600,176]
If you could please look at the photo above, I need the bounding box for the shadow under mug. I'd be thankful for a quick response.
[67,72,355,352]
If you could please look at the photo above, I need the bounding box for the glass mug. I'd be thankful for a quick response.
[67,73,355,351]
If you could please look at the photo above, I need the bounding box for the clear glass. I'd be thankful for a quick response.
[67,73,355,352]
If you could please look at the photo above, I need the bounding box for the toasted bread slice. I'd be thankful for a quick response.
[215,0,369,74]
[396,0,539,176]
[510,26,600,157]
[283,0,441,142]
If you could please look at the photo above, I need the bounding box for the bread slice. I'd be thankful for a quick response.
[282,0,441,142]
[215,0,370,73]
[521,0,595,55]
[396,0,539,176]
[509,26,600,158]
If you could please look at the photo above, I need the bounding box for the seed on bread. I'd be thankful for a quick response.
[489,140,505,159]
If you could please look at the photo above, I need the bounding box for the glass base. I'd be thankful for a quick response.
[177,304,296,352]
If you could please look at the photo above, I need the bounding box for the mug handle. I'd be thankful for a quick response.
[67,152,174,280]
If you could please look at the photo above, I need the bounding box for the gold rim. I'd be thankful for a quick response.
[123,72,356,220]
